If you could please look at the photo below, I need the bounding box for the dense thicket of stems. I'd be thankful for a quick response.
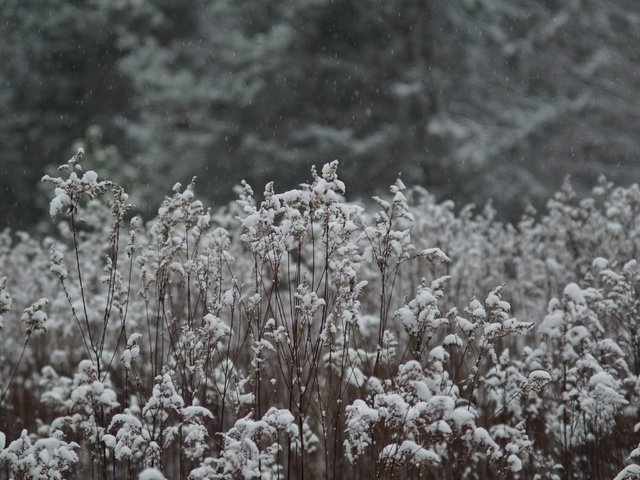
[0,154,639,479]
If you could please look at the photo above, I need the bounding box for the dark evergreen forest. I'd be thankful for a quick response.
[2,0,640,228]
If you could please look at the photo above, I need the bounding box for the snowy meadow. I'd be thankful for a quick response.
[1,150,640,479]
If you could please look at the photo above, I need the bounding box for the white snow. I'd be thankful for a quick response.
[507,454,523,472]
[420,248,451,263]
[138,468,166,480]
[563,283,586,304]
[49,189,72,218]
[528,370,551,383]
[592,257,608,270]
[614,464,640,480]
[443,334,463,347]
[81,170,98,185]
[449,407,475,428]
[589,371,615,389]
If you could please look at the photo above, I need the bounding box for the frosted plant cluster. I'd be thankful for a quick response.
[0,151,639,479]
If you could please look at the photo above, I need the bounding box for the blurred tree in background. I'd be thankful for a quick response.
[2,0,640,228]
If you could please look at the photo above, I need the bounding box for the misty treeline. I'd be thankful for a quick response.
[2,0,640,228]
[0,152,639,479]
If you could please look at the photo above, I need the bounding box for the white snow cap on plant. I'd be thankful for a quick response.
[527,370,552,392]
[0,277,12,330]
[528,370,551,383]
[379,440,440,466]
[138,468,166,480]
[420,247,451,263]
[592,257,608,270]
[614,464,640,480]
[21,298,49,334]
[507,454,523,472]
[49,188,72,218]
[449,406,476,428]
[0,277,12,314]
[563,283,586,304]
[121,333,143,369]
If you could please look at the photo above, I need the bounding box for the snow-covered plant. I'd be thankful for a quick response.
[344,284,539,478]
[360,178,447,376]
[21,298,49,335]
[49,360,119,441]
[138,468,167,480]
[208,407,298,479]
[143,373,184,436]
[0,276,12,330]
[0,429,79,480]
[533,281,634,477]
[396,276,449,359]
[104,410,150,462]
[7,149,640,479]
[616,443,640,480]
[180,406,214,463]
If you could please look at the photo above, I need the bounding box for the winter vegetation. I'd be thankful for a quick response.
[0,151,639,479]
